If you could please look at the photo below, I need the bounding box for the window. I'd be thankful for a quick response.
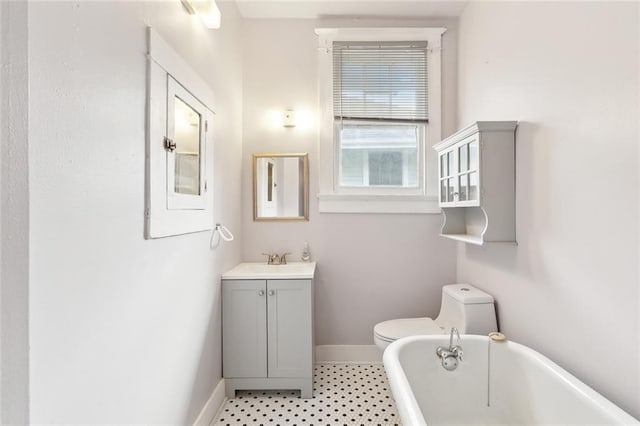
[337,121,422,188]
[316,28,445,213]
[334,41,426,193]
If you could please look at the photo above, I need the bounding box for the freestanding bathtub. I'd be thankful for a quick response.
[383,335,639,425]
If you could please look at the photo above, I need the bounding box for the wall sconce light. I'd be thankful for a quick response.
[282,110,296,128]
[181,0,221,29]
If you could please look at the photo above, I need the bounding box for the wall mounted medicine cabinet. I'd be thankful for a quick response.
[433,121,517,245]
[145,27,216,238]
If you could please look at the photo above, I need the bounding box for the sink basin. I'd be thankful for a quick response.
[222,262,316,280]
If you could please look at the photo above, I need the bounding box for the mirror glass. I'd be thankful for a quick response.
[173,96,202,195]
[253,153,309,221]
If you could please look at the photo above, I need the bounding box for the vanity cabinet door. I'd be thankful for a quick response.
[222,280,267,378]
[267,280,312,378]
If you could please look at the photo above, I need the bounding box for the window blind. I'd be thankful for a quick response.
[333,41,428,123]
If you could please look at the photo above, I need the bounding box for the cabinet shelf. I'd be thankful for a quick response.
[439,233,483,245]
[434,121,517,245]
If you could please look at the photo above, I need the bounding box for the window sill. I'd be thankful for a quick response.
[318,194,440,214]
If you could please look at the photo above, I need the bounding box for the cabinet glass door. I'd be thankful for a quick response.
[458,144,468,201]
[458,174,468,201]
[455,136,480,205]
[166,76,208,210]
[467,139,479,203]
[438,135,480,207]
[439,151,456,205]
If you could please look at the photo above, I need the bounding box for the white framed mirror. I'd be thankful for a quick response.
[253,153,309,221]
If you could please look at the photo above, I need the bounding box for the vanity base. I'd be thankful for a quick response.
[225,377,313,399]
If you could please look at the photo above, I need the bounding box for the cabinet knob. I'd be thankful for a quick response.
[258,290,265,296]
[268,290,275,296]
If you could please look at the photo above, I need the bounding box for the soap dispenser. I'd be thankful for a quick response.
[301,242,311,262]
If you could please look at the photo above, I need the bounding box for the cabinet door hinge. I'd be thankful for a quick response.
[205,120,208,132]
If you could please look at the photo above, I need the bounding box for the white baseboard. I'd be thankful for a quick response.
[193,378,226,426]
[192,347,382,425]
[315,345,383,364]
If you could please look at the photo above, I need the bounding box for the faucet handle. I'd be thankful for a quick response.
[261,253,273,264]
[280,252,292,264]
[452,346,463,361]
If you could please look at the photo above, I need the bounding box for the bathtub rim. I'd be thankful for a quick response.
[382,334,639,425]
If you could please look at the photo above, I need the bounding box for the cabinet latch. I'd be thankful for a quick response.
[164,137,176,152]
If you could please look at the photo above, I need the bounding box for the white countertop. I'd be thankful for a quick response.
[222,262,316,280]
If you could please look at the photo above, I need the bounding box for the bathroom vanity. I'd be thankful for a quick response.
[221,262,316,398]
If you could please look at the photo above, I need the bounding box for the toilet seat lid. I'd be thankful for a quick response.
[374,318,445,341]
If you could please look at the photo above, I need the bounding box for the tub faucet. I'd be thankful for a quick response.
[436,327,463,371]
[449,327,461,351]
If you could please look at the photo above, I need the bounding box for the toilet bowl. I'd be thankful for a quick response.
[373,283,497,350]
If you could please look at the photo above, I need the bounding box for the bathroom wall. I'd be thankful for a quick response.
[0,1,30,423]
[27,1,243,423]
[457,1,640,418]
[241,19,458,345]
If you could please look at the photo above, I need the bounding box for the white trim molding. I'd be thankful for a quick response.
[193,378,227,426]
[318,194,440,214]
[315,27,446,214]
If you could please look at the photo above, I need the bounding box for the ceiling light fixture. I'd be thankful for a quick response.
[181,0,221,29]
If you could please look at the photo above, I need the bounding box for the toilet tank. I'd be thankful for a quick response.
[435,284,497,335]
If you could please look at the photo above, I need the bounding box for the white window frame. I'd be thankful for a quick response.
[316,27,445,214]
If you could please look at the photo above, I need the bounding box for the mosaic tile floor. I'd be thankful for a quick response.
[212,363,401,426]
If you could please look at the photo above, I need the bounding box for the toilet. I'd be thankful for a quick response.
[373,283,498,350]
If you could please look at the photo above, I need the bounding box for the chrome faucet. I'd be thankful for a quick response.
[261,252,292,265]
[436,327,463,371]
[262,253,280,265]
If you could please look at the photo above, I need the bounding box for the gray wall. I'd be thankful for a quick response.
[241,18,459,345]
[1,1,30,423]
[27,1,243,423]
[456,1,640,418]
